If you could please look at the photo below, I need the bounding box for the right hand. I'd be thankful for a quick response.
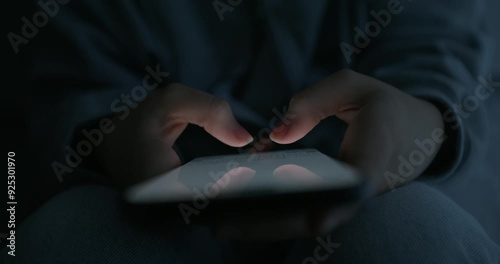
[95,83,253,186]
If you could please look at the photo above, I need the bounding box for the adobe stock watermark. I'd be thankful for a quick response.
[385,74,499,190]
[179,106,295,224]
[7,0,71,54]
[340,0,412,64]
[178,160,239,224]
[384,128,446,190]
[238,106,297,159]
[212,0,243,21]
[443,74,499,130]
[51,64,170,182]
[302,235,341,264]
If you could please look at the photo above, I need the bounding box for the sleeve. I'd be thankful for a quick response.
[348,0,494,179]
[27,1,168,188]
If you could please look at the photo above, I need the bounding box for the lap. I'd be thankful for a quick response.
[7,182,500,264]
[7,185,215,263]
[8,184,290,264]
[284,182,500,264]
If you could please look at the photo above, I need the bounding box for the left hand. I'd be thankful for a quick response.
[213,69,445,240]
[270,69,445,193]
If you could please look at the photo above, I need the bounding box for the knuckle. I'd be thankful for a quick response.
[208,97,231,120]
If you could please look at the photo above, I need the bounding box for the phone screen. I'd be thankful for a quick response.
[126,149,364,204]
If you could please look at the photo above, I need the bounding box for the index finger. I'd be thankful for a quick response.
[151,83,253,147]
[269,70,383,144]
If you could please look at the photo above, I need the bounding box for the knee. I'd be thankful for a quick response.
[289,182,500,264]
[12,185,186,263]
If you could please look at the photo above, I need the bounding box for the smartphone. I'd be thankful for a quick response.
[124,149,371,222]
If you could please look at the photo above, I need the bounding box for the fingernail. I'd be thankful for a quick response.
[233,126,254,145]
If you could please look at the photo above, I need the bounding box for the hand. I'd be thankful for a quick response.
[223,69,445,240]
[270,69,444,193]
[95,83,253,186]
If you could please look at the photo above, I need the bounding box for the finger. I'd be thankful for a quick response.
[153,83,253,147]
[270,70,379,144]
